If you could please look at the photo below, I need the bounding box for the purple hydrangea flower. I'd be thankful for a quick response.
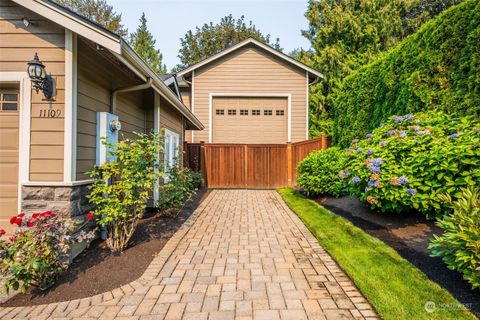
[379,141,387,146]
[387,130,396,136]
[371,158,384,166]
[393,116,404,122]
[355,147,362,153]
[366,149,374,155]
[399,131,407,138]
[398,176,409,185]
[449,133,459,139]
[416,131,425,135]
[352,176,360,184]
[404,114,414,120]
[368,180,380,188]
[365,133,373,138]
[414,126,420,131]
[406,188,416,195]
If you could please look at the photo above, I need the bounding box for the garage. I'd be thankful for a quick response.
[212,96,288,144]
[0,85,19,234]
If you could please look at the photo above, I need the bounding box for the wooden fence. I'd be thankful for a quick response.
[184,136,330,189]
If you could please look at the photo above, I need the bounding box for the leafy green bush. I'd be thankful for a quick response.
[297,147,346,197]
[332,0,480,147]
[88,132,162,253]
[342,112,480,217]
[429,187,480,289]
[157,167,202,217]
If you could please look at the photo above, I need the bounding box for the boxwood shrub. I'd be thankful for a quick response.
[341,112,480,217]
[297,147,346,197]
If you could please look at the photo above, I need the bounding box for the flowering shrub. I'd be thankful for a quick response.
[0,211,94,293]
[342,112,480,217]
[88,132,163,252]
[157,166,202,217]
[429,187,480,289]
[297,147,347,197]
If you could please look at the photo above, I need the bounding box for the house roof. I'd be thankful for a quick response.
[176,38,323,82]
[11,0,203,130]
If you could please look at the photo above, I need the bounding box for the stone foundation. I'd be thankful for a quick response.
[21,184,94,218]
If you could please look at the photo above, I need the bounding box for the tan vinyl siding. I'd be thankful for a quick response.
[0,1,65,181]
[191,45,307,143]
[180,88,191,109]
[160,98,182,138]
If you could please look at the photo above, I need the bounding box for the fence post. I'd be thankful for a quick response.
[321,135,328,150]
[200,141,207,188]
[287,142,292,186]
[183,141,188,168]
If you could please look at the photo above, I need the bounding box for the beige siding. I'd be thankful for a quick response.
[0,1,65,181]
[191,45,307,143]
[160,98,182,138]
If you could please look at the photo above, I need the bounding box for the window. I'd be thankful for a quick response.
[276,110,284,116]
[240,109,248,116]
[264,110,272,116]
[216,109,224,115]
[164,129,180,177]
[0,86,19,111]
[252,110,260,116]
[228,109,236,115]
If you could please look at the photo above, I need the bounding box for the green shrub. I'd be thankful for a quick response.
[429,187,480,289]
[297,147,346,197]
[332,0,480,147]
[88,132,163,253]
[342,112,480,217]
[157,167,202,217]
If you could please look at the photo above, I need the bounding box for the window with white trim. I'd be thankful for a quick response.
[164,129,180,174]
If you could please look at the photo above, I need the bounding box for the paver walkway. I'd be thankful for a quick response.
[0,190,377,320]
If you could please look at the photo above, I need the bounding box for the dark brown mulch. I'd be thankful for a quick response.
[1,189,210,307]
[314,194,480,318]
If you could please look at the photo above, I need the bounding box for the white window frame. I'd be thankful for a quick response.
[164,128,180,178]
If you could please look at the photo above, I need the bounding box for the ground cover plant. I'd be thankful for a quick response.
[430,187,480,290]
[88,132,163,253]
[296,147,346,197]
[332,0,480,147]
[341,112,480,218]
[278,188,476,320]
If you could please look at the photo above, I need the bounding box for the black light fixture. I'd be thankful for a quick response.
[27,53,55,100]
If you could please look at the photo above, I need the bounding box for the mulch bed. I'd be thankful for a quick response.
[314,194,480,317]
[1,188,210,307]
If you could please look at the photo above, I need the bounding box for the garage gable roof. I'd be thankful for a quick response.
[177,38,323,81]
[11,0,204,130]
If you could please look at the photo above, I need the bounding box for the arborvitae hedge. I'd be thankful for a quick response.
[332,0,480,147]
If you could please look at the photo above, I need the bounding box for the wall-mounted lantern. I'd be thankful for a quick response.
[27,53,55,100]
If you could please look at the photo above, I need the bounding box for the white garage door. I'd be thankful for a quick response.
[212,96,287,144]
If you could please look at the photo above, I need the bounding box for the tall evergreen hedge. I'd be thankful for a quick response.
[332,0,480,147]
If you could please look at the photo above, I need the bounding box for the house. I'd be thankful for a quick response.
[0,0,203,234]
[172,38,323,144]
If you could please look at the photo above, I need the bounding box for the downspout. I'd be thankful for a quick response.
[110,77,153,114]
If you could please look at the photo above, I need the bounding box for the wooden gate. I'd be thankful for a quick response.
[185,136,329,189]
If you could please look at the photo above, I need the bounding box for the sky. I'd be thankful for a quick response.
[110,0,311,70]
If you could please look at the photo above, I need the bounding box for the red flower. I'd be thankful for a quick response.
[32,213,40,219]
[40,211,54,217]
[0,229,5,235]
[9,216,16,224]
[27,220,35,228]
[86,213,94,220]
[8,236,14,242]
[14,217,22,226]
[17,213,25,217]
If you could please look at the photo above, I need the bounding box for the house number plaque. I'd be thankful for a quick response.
[39,107,61,118]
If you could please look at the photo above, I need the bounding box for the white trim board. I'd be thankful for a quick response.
[177,38,323,79]
[208,93,292,143]
[0,72,31,213]
[306,71,309,140]
[64,30,77,182]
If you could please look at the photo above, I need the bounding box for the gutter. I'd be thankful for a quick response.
[111,78,153,114]
[115,41,204,130]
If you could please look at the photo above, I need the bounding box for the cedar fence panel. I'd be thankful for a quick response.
[184,136,329,189]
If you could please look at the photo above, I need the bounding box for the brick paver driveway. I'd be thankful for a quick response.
[0,190,377,320]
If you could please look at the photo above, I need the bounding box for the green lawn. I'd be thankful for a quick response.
[278,188,476,320]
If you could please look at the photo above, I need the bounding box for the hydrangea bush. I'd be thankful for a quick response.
[341,112,480,217]
[297,147,347,197]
